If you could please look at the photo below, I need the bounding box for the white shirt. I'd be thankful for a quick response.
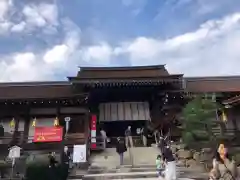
[100,130,107,139]
[8,146,21,159]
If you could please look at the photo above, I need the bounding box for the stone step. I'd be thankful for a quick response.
[87,164,187,174]
[69,178,199,180]
[90,147,160,169]
[111,178,198,180]
[69,166,208,180]
[83,171,163,179]
[79,171,207,180]
[87,162,186,175]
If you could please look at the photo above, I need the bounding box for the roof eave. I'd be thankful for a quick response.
[78,65,166,71]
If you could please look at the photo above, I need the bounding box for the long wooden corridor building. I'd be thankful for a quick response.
[0,65,240,153]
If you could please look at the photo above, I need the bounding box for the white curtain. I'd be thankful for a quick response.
[99,102,151,122]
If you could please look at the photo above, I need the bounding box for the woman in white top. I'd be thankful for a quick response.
[209,151,222,180]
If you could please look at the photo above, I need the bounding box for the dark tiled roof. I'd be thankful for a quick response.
[185,76,240,92]
[69,74,183,83]
[76,65,170,79]
[0,81,74,100]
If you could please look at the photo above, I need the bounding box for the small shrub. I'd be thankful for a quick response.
[25,162,65,180]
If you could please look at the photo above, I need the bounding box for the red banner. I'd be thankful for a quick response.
[91,115,97,131]
[90,114,97,149]
[33,127,63,142]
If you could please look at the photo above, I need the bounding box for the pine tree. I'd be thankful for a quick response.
[182,96,218,146]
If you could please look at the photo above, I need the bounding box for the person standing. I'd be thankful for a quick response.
[116,137,127,166]
[141,126,148,147]
[156,155,165,178]
[162,146,176,180]
[154,129,160,145]
[48,152,58,180]
[0,124,4,144]
[125,126,133,147]
[158,136,167,154]
[100,128,107,149]
[61,146,71,180]
[48,152,58,168]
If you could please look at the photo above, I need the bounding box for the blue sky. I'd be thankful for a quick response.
[1,0,240,81]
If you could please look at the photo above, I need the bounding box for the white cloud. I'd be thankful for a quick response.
[0,0,13,34]
[44,45,69,64]
[112,12,240,76]
[38,3,58,26]
[1,9,240,82]
[11,21,26,32]
[22,3,58,29]
[0,0,59,34]
[0,0,12,21]
[0,21,12,34]
[22,5,47,28]
[43,21,81,69]
[0,52,47,82]
[83,43,113,65]
[0,20,80,82]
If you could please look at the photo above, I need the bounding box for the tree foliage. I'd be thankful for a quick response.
[182,96,219,145]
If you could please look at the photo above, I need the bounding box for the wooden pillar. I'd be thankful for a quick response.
[84,111,90,162]
[23,107,31,144]
[11,114,20,146]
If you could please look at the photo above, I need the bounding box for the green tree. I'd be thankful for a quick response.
[182,96,219,146]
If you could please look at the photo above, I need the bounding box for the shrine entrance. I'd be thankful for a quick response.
[98,101,151,147]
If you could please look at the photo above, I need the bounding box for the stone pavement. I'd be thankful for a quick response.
[112,178,195,180]
[69,165,208,180]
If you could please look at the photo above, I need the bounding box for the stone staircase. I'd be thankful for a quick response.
[89,147,160,169]
[69,146,208,180]
[69,163,208,179]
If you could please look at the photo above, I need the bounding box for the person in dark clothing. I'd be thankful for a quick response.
[48,152,58,180]
[162,146,176,180]
[0,124,4,145]
[125,126,133,147]
[116,137,127,166]
[0,124,4,137]
[141,126,148,147]
[48,152,58,168]
[61,146,71,180]
[158,136,167,153]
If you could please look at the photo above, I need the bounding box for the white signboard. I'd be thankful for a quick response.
[64,117,71,122]
[8,146,21,159]
[73,144,86,163]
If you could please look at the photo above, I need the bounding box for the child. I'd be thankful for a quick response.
[156,155,165,178]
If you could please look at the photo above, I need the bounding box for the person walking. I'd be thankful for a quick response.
[61,146,71,180]
[116,137,127,166]
[125,126,133,147]
[100,128,107,149]
[162,146,176,180]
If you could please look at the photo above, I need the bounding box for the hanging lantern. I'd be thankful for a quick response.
[222,110,227,122]
[9,118,15,128]
[32,118,37,127]
[54,117,59,126]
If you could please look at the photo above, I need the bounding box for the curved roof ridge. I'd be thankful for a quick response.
[78,65,166,71]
